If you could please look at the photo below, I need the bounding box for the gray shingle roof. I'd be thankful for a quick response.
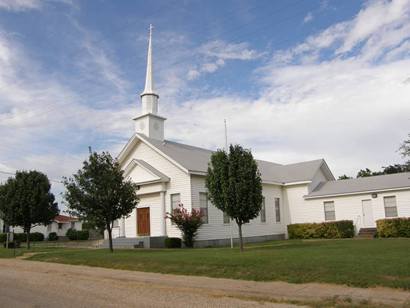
[307,172,410,198]
[137,134,328,184]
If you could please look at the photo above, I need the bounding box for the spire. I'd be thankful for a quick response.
[141,24,157,97]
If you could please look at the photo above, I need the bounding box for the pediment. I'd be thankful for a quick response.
[123,159,169,185]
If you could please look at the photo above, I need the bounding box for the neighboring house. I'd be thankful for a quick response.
[107,27,410,247]
[13,215,82,238]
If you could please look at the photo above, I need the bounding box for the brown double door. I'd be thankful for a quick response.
[137,207,150,236]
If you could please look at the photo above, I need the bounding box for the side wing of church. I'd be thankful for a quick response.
[104,26,410,248]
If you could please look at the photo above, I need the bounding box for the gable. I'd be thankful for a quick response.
[124,159,170,185]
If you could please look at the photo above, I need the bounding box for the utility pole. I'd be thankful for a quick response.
[224,119,234,249]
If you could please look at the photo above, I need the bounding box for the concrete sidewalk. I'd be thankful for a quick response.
[0,259,409,307]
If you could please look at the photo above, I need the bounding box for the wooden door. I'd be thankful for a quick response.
[137,207,150,236]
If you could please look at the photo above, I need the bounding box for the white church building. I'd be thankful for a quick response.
[107,26,410,248]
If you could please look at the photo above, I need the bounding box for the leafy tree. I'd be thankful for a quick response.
[382,163,410,174]
[0,170,58,249]
[338,175,352,180]
[356,168,382,178]
[166,204,203,248]
[399,133,410,158]
[63,152,139,252]
[206,144,263,252]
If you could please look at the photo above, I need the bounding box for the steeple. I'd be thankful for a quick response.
[133,24,166,140]
[140,24,159,114]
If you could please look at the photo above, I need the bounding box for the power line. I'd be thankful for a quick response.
[0,170,63,184]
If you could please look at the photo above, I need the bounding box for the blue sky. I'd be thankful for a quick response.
[1,0,410,208]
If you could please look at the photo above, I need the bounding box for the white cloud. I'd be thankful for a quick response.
[0,0,41,11]
[303,12,314,23]
[188,40,262,80]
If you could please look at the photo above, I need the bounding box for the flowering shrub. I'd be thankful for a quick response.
[166,204,203,248]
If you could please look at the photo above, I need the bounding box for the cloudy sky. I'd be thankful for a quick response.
[0,0,410,207]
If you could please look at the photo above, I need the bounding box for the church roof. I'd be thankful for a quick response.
[306,172,410,199]
[125,133,333,184]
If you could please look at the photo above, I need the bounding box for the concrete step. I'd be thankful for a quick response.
[99,236,166,249]
[357,228,377,238]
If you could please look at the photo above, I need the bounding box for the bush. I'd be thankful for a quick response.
[165,237,182,248]
[48,232,58,241]
[66,228,89,241]
[13,232,44,242]
[0,233,6,243]
[166,205,203,248]
[3,241,20,248]
[288,220,354,239]
[376,218,410,238]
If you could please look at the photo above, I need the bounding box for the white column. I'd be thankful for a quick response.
[159,191,167,236]
[121,217,126,237]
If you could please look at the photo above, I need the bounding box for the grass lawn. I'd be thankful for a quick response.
[18,238,410,290]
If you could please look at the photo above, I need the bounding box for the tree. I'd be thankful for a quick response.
[0,170,58,249]
[206,144,263,252]
[63,152,139,252]
[166,204,203,248]
[399,133,410,158]
[356,168,382,178]
[338,175,352,180]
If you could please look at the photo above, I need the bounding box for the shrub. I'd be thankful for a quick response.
[48,232,58,241]
[376,218,410,238]
[3,241,20,249]
[66,228,89,240]
[165,237,182,248]
[166,205,203,248]
[13,232,44,242]
[288,220,354,239]
[0,233,6,243]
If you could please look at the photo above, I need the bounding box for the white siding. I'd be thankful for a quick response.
[289,188,410,231]
[190,175,287,241]
[120,140,191,238]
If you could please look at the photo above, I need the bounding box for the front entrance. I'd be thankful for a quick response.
[362,199,374,227]
[137,207,150,236]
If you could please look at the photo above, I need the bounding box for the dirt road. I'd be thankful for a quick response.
[0,259,409,307]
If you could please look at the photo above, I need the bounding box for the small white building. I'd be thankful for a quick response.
[106,26,410,248]
[13,215,82,239]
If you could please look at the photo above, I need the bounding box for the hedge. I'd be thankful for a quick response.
[376,218,410,238]
[0,232,44,243]
[66,229,89,241]
[165,237,182,248]
[48,232,59,241]
[288,220,354,239]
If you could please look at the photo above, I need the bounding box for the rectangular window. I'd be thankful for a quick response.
[275,198,281,223]
[170,194,181,225]
[171,193,181,212]
[198,193,209,224]
[47,224,52,232]
[384,196,398,218]
[58,223,63,230]
[223,212,230,224]
[112,220,119,228]
[260,197,266,222]
[324,201,335,221]
[71,222,75,229]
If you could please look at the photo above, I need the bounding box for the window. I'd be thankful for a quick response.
[112,220,119,228]
[260,197,266,222]
[170,194,181,225]
[223,212,230,224]
[384,196,398,218]
[71,222,75,229]
[58,223,63,230]
[275,198,281,223]
[198,193,209,224]
[324,201,335,221]
[171,193,181,212]
[47,224,51,232]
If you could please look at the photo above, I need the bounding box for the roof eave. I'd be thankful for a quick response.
[304,185,410,200]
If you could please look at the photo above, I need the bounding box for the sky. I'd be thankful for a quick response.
[0,0,410,209]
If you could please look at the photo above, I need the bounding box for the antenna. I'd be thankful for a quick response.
[224,119,228,151]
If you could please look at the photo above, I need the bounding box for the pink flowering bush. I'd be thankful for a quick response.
[166,204,203,248]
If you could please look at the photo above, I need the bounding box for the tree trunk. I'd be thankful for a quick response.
[238,223,244,252]
[107,224,113,253]
[25,226,31,250]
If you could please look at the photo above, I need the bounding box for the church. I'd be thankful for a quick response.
[107,26,410,248]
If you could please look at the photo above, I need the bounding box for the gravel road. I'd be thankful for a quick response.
[0,259,408,307]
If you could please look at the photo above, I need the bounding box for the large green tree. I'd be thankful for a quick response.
[0,170,59,249]
[206,145,263,252]
[63,152,139,252]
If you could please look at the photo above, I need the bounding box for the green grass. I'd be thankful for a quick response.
[11,238,410,289]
